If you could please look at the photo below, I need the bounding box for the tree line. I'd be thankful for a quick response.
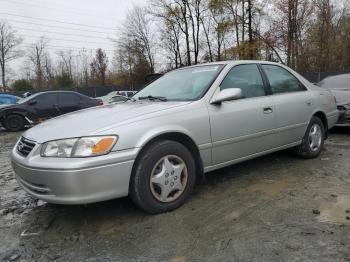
[1,0,349,92]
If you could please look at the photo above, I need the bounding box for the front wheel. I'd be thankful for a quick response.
[3,114,25,132]
[294,116,325,159]
[130,140,196,214]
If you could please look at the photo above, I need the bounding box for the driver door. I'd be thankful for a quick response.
[208,64,276,165]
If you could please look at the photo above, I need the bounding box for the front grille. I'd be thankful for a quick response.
[17,137,36,157]
[337,105,347,111]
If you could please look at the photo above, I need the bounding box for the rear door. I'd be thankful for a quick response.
[208,64,276,165]
[58,92,84,115]
[260,64,313,146]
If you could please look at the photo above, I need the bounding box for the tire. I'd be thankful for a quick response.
[294,116,325,159]
[130,140,196,214]
[3,114,25,132]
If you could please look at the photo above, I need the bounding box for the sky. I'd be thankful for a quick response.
[0,0,147,78]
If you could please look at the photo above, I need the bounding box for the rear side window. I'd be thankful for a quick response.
[262,65,306,94]
[220,64,266,98]
[35,93,58,106]
[58,93,82,105]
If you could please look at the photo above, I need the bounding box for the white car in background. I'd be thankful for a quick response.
[98,92,130,104]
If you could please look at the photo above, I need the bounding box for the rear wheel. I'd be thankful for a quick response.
[3,114,25,132]
[130,140,196,214]
[294,116,325,159]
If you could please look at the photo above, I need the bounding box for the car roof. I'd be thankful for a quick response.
[319,74,350,89]
[173,60,284,71]
[34,90,81,96]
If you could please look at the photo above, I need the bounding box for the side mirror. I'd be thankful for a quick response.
[211,88,242,104]
[29,100,37,105]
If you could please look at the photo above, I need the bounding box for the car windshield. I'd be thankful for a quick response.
[134,65,225,101]
[16,93,39,104]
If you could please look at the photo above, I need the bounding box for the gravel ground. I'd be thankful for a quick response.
[1,128,350,262]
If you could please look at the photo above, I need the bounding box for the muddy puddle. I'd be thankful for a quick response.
[247,176,297,197]
[318,194,350,225]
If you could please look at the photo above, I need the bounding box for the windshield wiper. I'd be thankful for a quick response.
[138,95,168,101]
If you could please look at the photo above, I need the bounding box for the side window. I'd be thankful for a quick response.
[35,94,57,107]
[220,64,265,98]
[261,65,306,94]
[58,93,81,105]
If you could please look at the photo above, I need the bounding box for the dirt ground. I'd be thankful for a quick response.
[1,128,350,262]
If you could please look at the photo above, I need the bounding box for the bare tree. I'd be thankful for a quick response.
[76,49,91,87]
[90,48,108,86]
[57,50,74,79]
[0,21,23,91]
[27,37,49,89]
[123,6,156,73]
[209,0,233,61]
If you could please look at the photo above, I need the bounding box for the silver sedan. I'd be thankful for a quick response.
[11,61,339,213]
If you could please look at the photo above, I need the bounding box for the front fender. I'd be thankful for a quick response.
[108,107,212,153]
[135,125,197,149]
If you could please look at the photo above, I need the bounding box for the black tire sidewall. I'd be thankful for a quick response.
[131,140,196,213]
[4,115,25,132]
[301,116,325,158]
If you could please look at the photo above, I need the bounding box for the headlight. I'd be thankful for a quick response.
[41,136,118,157]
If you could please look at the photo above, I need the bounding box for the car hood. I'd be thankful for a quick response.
[331,89,350,105]
[0,104,15,110]
[23,101,192,143]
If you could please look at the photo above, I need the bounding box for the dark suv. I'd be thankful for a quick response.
[0,91,102,131]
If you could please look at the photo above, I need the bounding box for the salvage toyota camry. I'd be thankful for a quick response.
[11,61,339,214]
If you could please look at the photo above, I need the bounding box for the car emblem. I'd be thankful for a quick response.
[18,142,24,151]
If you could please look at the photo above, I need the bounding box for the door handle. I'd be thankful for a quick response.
[263,107,273,114]
[306,100,313,106]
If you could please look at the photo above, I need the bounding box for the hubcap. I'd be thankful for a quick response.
[308,124,322,152]
[150,155,188,203]
[9,118,19,129]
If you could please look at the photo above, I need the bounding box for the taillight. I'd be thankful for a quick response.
[99,100,103,106]
[333,96,337,104]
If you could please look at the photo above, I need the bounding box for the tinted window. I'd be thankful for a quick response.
[220,64,265,98]
[262,65,306,94]
[58,93,81,105]
[35,93,57,107]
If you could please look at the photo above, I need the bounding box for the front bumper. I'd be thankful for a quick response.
[11,145,137,204]
[336,105,350,126]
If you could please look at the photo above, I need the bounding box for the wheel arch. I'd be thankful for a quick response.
[131,131,205,187]
[2,109,29,122]
[312,110,328,138]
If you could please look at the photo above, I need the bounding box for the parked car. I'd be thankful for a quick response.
[0,91,102,131]
[318,74,350,126]
[11,61,338,214]
[118,90,137,97]
[108,95,129,104]
[0,94,19,105]
[97,92,129,104]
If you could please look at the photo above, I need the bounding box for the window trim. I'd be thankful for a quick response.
[219,63,270,99]
[259,64,307,95]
